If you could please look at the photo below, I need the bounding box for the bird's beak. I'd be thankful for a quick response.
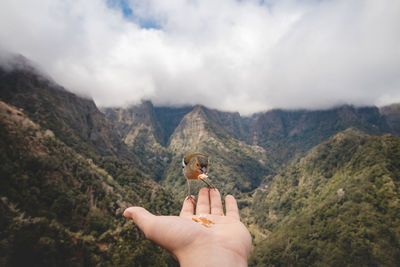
[201,167,207,174]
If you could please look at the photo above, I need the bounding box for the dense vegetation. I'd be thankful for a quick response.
[1,58,400,266]
[0,101,179,266]
[250,129,400,266]
[161,106,276,199]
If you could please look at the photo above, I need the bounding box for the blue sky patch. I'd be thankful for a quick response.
[106,0,161,29]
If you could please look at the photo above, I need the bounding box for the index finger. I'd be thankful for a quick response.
[196,188,211,215]
[225,195,240,220]
[180,195,195,217]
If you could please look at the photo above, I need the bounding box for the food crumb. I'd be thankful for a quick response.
[198,174,208,179]
[192,216,214,228]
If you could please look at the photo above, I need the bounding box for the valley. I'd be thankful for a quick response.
[1,56,399,266]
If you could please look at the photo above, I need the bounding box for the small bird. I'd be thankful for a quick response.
[182,153,214,197]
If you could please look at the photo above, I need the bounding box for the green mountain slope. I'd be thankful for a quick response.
[154,105,194,145]
[250,129,400,266]
[0,57,173,198]
[0,59,132,162]
[164,105,276,198]
[105,103,276,198]
[103,101,170,181]
[248,106,393,164]
[107,100,399,188]
[0,100,179,266]
[381,103,400,136]
[2,54,400,266]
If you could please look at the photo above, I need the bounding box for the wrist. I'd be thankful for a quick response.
[175,245,248,267]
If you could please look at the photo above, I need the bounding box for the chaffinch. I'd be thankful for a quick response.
[182,153,214,196]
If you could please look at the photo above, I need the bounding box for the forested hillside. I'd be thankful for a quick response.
[250,129,400,266]
[0,58,180,266]
[0,100,179,266]
[1,56,400,266]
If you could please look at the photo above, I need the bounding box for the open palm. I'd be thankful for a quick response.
[124,188,252,266]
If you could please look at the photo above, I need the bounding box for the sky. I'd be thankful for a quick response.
[0,0,399,115]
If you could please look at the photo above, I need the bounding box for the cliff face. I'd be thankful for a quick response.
[104,98,400,198]
[0,65,130,161]
[154,105,194,145]
[168,106,210,152]
[164,105,274,198]
[103,101,164,144]
[381,103,400,136]
[103,101,170,181]
[105,103,274,195]
[2,54,400,266]
[202,107,249,141]
[248,105,392,163]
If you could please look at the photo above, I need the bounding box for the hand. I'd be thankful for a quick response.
[124,188,252,267]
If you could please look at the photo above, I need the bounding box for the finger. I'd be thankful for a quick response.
[124,207,156,237]
[180,195,196,217]
[196,187,210,215]
[225,195,240,220]
[125,207,185,252]
[210,189,224,215]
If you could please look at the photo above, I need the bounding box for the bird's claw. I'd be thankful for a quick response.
[186,195,196,204]
[200,177,215,189]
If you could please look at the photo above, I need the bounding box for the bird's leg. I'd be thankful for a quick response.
[186,180,196,202]
[200,177,215,189]
[187,179,191,196]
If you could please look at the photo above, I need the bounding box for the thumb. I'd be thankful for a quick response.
[124,207,156,238]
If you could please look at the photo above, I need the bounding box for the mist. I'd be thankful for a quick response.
[0,0,399,115]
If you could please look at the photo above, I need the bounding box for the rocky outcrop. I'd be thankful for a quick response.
[165,105,274,197]
[381,103,400,136]
[0,63,131,160]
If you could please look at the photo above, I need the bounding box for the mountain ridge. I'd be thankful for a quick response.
[105,100,400,169]
[0,67,128,160]
[161,104,274,197]
[2,55,400,266]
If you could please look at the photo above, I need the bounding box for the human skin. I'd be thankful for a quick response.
[124,187,252,267]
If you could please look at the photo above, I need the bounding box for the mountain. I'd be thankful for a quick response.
[164,105,275,198]
[2,54,400,266]
[249,129,400,266]
[381,103,400,136]
[106,101,400,199]
[105,103,276,198]
[247,105,393,164]
[103,101,165,145]
[0,100,179,266]
[0,56,131,162]
[154,105,194,145]
[0,55,175,197]
[198,107,250,141]
[108,101,399,177]
[102,101,170,181]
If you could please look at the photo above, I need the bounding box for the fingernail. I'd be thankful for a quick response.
[123,209,131,219]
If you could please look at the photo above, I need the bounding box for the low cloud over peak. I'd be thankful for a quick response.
[1,0,399,115]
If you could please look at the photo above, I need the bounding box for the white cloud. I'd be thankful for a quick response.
[0,0,399,114]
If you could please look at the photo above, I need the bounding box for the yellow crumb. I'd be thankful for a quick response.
[192,216,215,228]
[198,173,208,179]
